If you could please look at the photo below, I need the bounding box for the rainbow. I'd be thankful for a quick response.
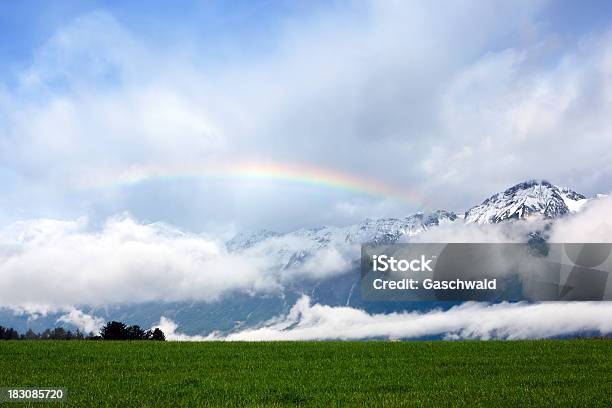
[82,161,424,205]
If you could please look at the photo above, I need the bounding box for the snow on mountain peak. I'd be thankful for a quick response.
[464,180,587,224]
[223,210,459,283]
[225,180,593,272]
[226,229,280,252]
[341,210,456,244]
[227,210,458,252]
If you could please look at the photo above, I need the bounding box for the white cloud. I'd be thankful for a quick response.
[5,2,599,231]
[152,316,213,341]
[411,219,529,243]
[2,195,611,311]
[56,309,104,334]
[198,295,612,341]
[0,215,354,310]
[426,29,612,202]
[550,195,612,242]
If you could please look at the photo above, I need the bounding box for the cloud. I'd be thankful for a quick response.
[56,309,104,334]
[426,29,612,202]
[1,196,611,312]
[8,2,608,231]
[411,195,612,245]
[2,12,221,183]
[195,295,612,341]
[411,218,534,243]
[152,316,213,341]
[550,195,612,242]
[2,195,611,311]
[0,215,354,310]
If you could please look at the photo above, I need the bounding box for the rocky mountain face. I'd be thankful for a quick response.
[464,180,588,224]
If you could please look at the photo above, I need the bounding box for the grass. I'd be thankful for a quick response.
[0,340,610,407]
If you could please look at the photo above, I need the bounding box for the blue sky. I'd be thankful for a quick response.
[1,0,612,233]
[3,0,612,67]
[0,1,330,78]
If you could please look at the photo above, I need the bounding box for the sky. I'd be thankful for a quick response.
[1,2,612,339]
[1,0,612,234]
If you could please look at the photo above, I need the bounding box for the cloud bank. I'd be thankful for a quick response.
[0,215,354,311]
[158,295,612,341]
[1,196,611,312]
[551,194,612,242]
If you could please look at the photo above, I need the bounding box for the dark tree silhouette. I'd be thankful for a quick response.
[99,321,166,341]
[100,321,129,340]
[0,321,164,341]
[127,325,146,340]
[24,328,39,340]
[0,326,19,340]
[150,328,166,341]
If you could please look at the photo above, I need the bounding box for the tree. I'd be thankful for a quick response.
[100,321,129,340]
[0,321,165,341]
[24,328,39,340]
[126,325,146,340]
[0,326,19,340]
[150,328,166,341]
[50,327,67,340]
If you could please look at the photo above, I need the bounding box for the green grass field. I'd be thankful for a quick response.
[0,340,610,407]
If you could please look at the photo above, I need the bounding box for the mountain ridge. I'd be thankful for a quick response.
[0,180,602,335]
[228,180,592,254]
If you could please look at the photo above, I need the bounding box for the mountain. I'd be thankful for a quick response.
[226,230,280,251]
[464,180,588,224]
[341,210,458,244]
[0,180,599,335]
[229,181,590,258]
[228,210,458,253]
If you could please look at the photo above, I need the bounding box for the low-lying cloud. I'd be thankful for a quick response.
[0,215,354,311]
[50,296,612,341]
[1,196,610,313]
[152,317,212,341]
[551,195,612,242]
[56,309,105,334]
[185,295,612,341]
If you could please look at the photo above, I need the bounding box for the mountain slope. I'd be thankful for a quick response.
[464,180,587,224]
[228,210,458,251]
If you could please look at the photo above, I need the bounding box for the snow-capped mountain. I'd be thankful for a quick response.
[224,210,458,280]
[226,230,280,251]
[225,181,593,275]
[464,180,588,224]
[227,210,457,252]
[229,181,591,255]
[1,180,600,335]
[343,210,458,244]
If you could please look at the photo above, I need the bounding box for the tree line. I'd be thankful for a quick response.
[0,321,165,341]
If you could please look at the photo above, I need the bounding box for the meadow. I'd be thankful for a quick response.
[0,340,610,407]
